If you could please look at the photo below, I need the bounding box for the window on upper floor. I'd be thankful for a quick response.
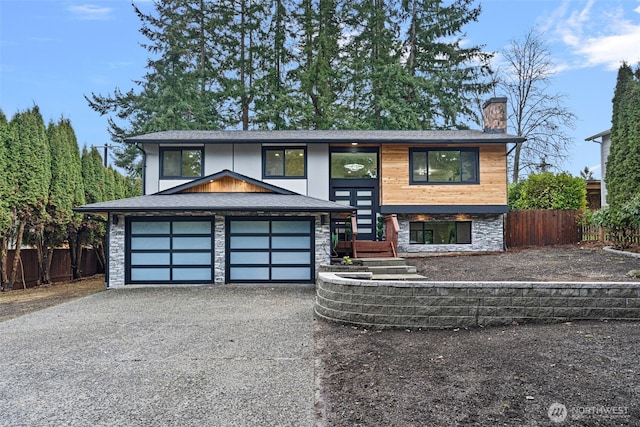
[263,147,306,178]
[161,148,203,178]
[410,148,478,184]
[409,221,472,244]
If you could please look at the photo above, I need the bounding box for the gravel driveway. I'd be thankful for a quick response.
[0,285,316,426]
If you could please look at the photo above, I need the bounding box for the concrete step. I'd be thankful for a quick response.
[357,257,407,267]
[366,265,418,275]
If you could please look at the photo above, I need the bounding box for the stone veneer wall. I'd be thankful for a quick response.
[397,213,504,254]
[107,211,330,287]
[315,272,640,329]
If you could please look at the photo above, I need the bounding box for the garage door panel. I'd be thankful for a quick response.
[230,236,270,249]
[271,267,311,281]
[230,267,270,281]
[131,253,171,265]
[271,236,310,249]
[271,251,311,265]
[127,218,214,284]
[131,221,170,234]
[271,221,310,234]
[173,221,211,234]
[130,268,171,281]
[230,252,270,265]
[131,237,170,250]
[172,252,211,265]
[172,268,211,281]
[173,236,211,250]
[230,221,270,234]
[227,218,314,283]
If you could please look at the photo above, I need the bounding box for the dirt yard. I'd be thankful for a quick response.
[0,276,104,322]
[316,245,640,426]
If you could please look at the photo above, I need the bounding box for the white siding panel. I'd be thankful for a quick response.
[233,144,261,180]
[307,144,329,200]
[264,179,307,195]
[159,179,192,192]
[143,144,160,195]
[206,144,233,175]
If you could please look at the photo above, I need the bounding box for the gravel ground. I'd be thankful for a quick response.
[0,285,316,427]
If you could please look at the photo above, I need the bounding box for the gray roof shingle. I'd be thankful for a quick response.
[74,192,353,214]
[125,129,524,144]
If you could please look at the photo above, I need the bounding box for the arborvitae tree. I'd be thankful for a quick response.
[0,110,13,288]
[81,147,106,204]
[35,119,86,284]
[605,63,640,207]
[6,107,51,288]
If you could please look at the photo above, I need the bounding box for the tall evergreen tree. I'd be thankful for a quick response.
[402,0,493,129]
[6,107,51,288]
[605,62,640,207]
[294,0,347,129]
[0,110,13,288]
[86,0,222,176]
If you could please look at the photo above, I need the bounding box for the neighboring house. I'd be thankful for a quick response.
[585,129,611,207]
[75,97,524,287]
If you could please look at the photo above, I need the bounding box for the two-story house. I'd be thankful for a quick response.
[75,97,524,287]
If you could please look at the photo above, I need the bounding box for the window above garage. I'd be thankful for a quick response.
[263,147,306,178]
[161,148,203,178]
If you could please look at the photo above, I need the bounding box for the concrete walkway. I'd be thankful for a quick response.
[0,285,316,426]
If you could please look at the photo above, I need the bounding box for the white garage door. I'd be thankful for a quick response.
[227,218,314,283]
[126,218,214,284]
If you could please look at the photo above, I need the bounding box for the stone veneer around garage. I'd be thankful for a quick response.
[397,213,504,254]
[315,272,640,329]
[107,211,331,287]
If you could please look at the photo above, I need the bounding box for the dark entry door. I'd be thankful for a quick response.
[329,147,379,241]
[331,186,378,240]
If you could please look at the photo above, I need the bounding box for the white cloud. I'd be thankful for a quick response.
[547,0,640,70]
[67,4,112,21]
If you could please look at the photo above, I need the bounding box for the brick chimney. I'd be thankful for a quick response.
[482,97,507,133]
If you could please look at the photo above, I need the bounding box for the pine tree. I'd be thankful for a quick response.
[606,63,640,207]
[403,0,493,129]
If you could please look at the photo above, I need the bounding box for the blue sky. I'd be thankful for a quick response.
[1,0,639,178]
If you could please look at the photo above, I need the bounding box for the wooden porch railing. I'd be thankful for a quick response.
[331,213,399,258]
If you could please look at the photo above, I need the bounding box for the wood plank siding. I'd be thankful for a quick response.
[380,144,508,206]
[182,176,273,193]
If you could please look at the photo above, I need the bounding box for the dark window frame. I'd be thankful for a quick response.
[409,147,479,185]
[160,147,204,179]
[262,147,307,179]
[125,217,215,284]
[409,221,472,245]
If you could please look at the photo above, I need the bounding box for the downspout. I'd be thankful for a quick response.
[135,143,147,195]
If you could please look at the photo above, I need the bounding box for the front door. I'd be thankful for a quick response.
[330,148,379,241]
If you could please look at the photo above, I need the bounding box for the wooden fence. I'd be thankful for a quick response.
[5,248,103,288]
[505,209,582,248]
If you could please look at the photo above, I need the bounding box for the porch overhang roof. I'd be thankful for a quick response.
[73,192,354,214]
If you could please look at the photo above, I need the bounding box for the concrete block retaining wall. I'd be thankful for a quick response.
[315,272,640,329]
